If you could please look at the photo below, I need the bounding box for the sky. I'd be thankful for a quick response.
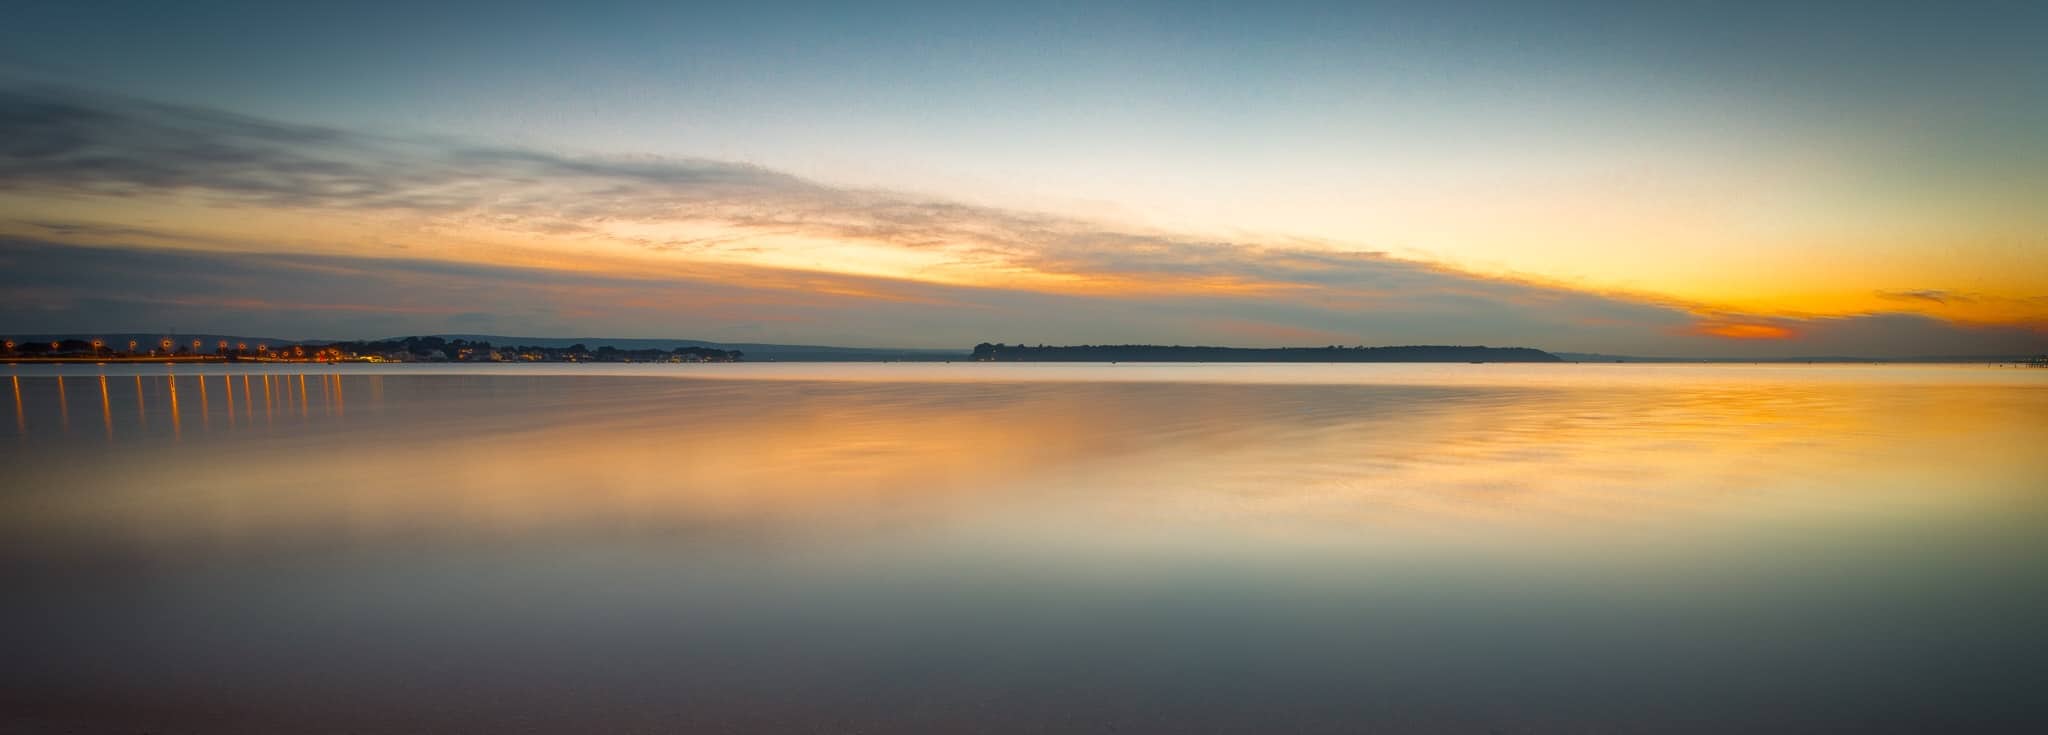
[1,0,2043,356]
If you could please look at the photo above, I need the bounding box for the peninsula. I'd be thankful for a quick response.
[970,343,1561,362]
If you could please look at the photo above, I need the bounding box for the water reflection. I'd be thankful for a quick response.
[97,375,110,442]
[53,375,66,432]
[167,373,180,439]
[6,370,2035,548]
[0,366,2044,732]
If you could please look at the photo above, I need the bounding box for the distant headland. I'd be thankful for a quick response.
[970,343,1562,362]
[1,335,741,364]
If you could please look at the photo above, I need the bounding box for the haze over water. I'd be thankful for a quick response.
[4,364,2046,732]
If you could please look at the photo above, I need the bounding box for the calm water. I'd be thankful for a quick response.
[3,363,2045,733]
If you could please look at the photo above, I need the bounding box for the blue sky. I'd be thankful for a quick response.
[1,1,2043,353]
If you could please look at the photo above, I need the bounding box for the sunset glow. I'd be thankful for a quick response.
[2,1,2043,357]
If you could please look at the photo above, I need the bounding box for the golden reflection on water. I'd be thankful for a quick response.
[54,375,67,432]
[167,374,180,440]
[2,368,2041,558]
[97,375,111,442]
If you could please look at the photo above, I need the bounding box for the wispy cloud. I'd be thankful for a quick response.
[0,83,1575,294]
[1876,289,1969,305]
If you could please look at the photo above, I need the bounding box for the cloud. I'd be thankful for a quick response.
[1686,318,1799,341]
[0,83,1578,295]
[1876,289,1968,305]
[1,83,2043,357]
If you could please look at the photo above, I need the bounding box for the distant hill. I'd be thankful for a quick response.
[418,335,967,362]
[971,343,1561,362]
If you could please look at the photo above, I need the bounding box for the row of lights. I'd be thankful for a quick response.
[2,338,314,357]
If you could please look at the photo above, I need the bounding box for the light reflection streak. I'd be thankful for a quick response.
[55,375,68,432]
[168,374,182,440]
[133,376,145,429]
[98,375,111,442]
[262,375,273,424]
[10,376,22,435]
[199,373,210,431]
[299,374,309,418]
[224,374,235,428]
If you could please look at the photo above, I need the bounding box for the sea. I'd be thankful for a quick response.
[3,362,2045,733]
